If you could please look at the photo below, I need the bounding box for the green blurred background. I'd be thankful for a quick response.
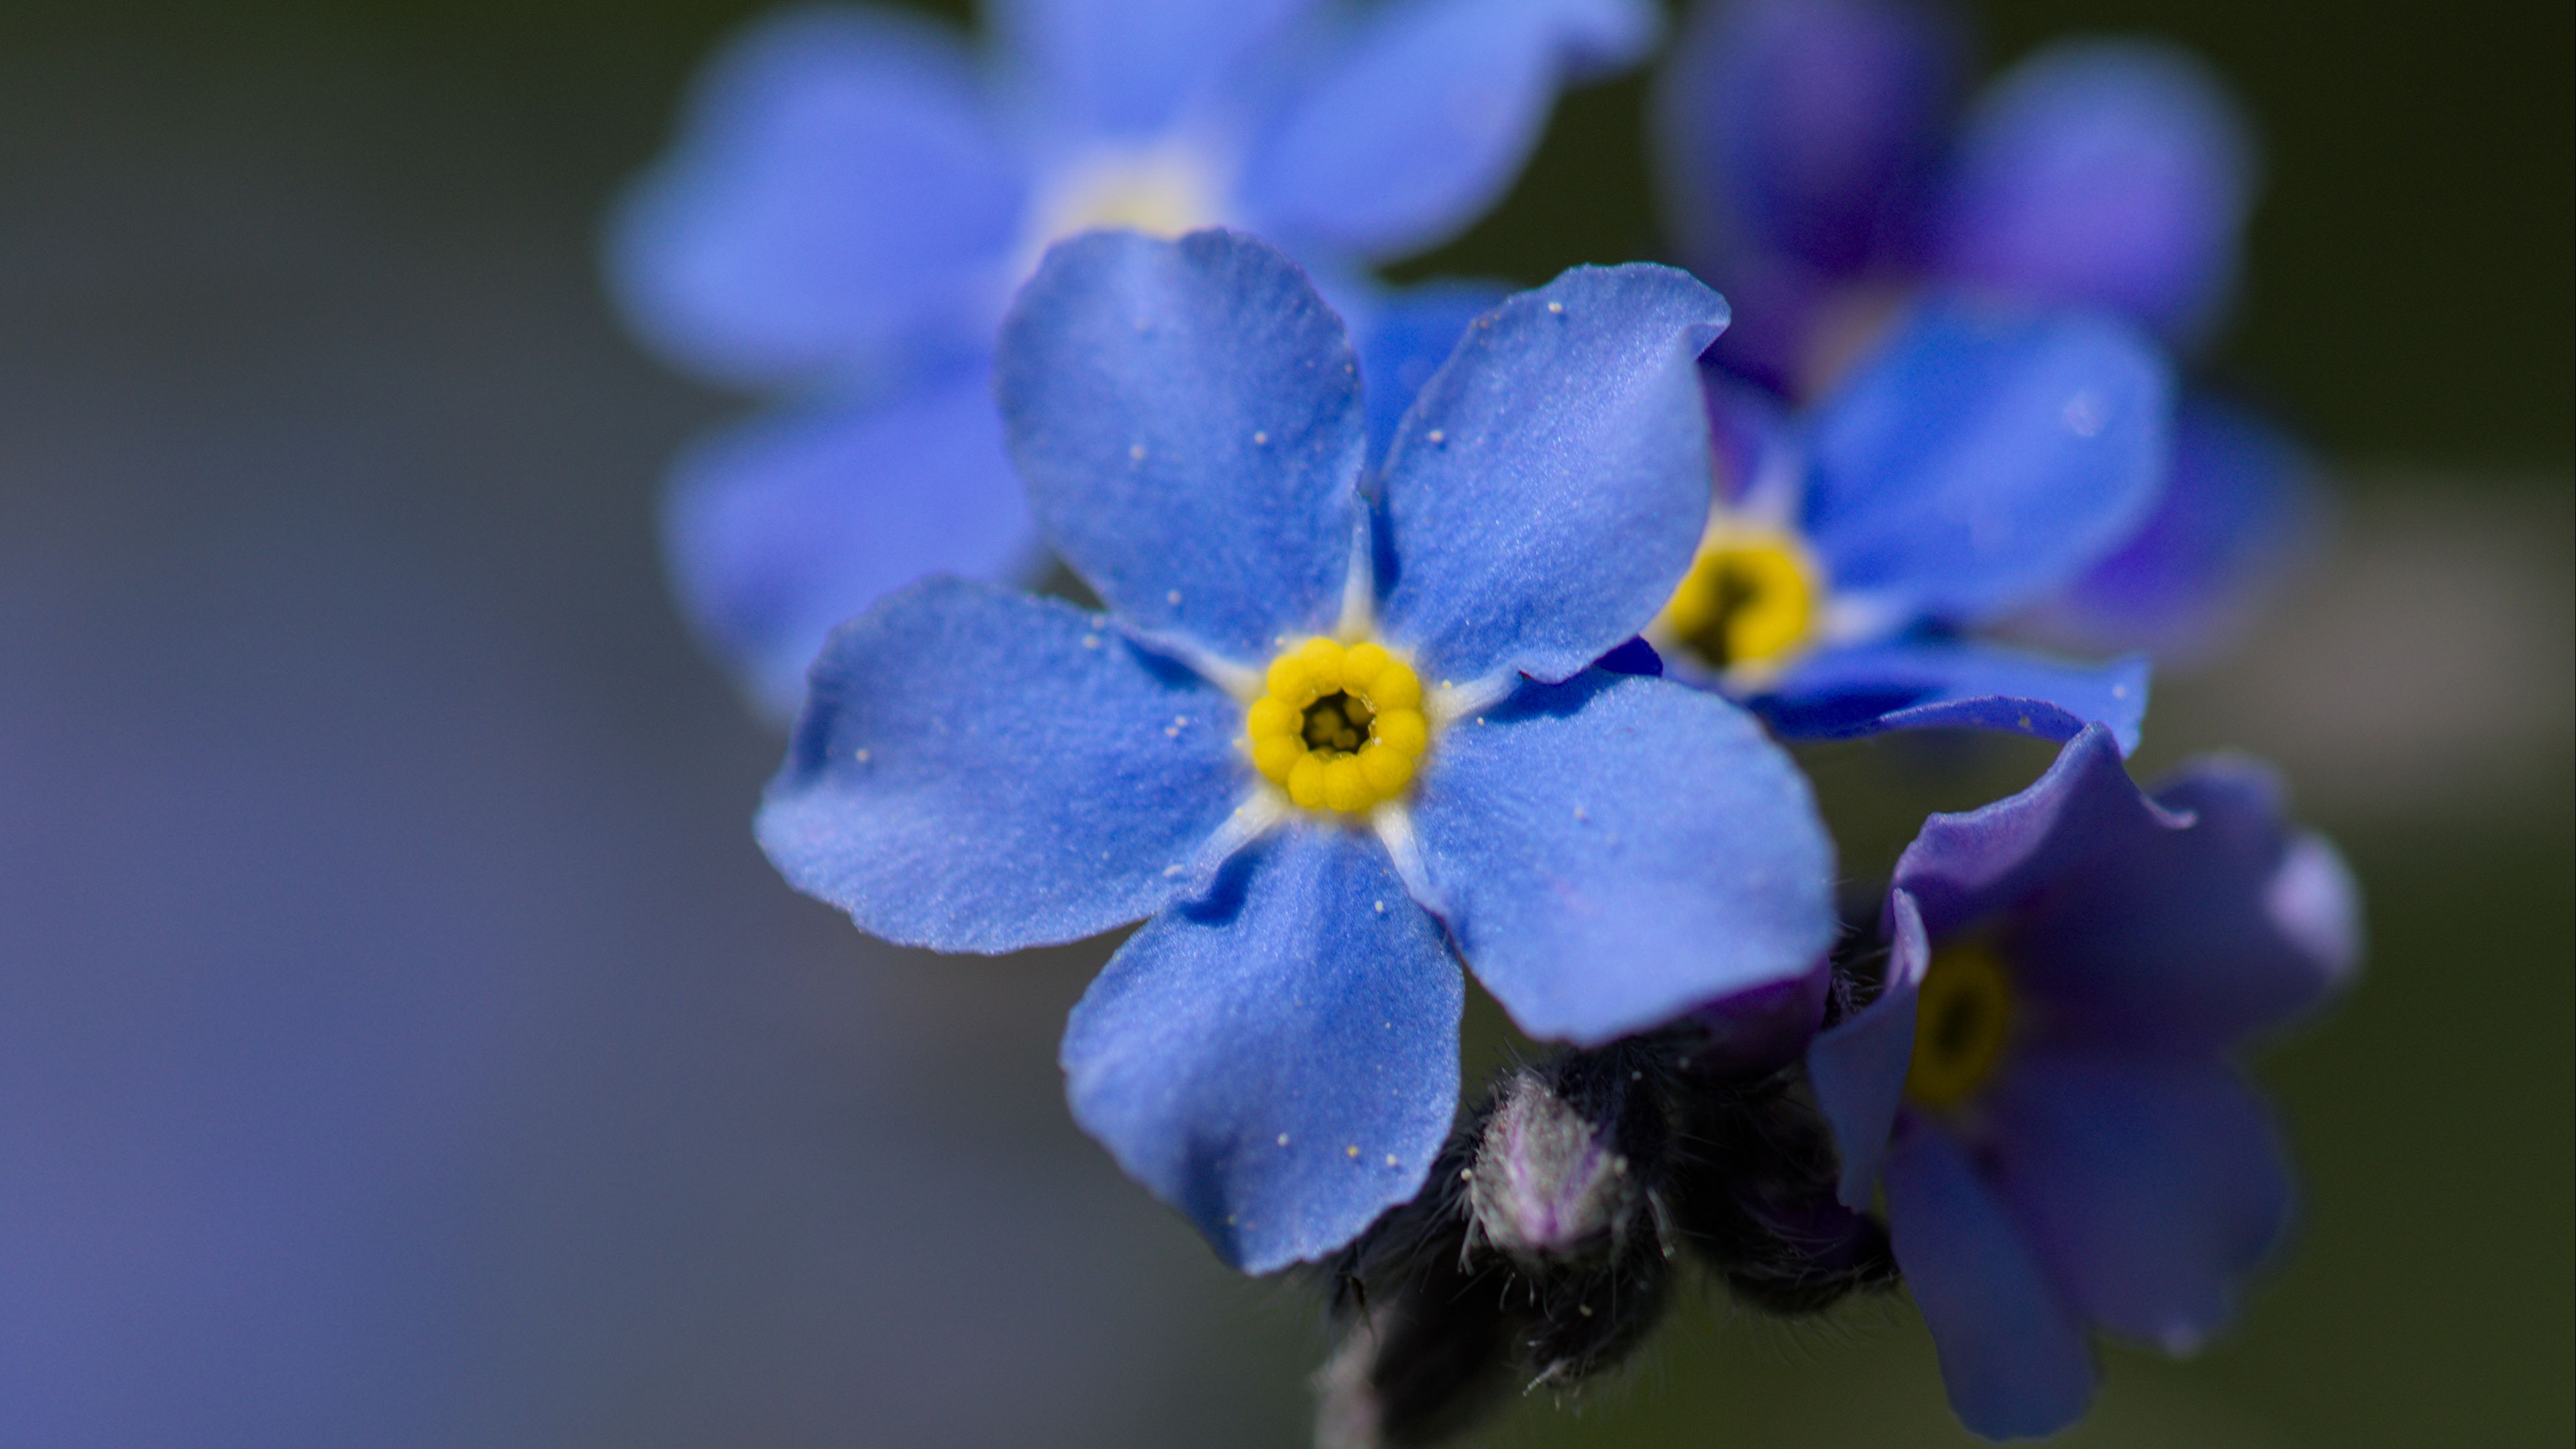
[2,1,2565,1445]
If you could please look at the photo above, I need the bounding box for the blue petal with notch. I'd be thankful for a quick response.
[1348,278,1514,468]
[1376,266,1728,689]
[1236,0,1659,260]
[757,579,1246,953]
[1062,828,1462,1273]
[1407,670,1835,1045]
[607,7,1028,388]
[1801,300,2171,626]
[998,230,1367,668]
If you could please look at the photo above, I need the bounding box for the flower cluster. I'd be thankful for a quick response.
[614,0,1657,714]
[1654,0,2321,663]
[615,1,2363,1444]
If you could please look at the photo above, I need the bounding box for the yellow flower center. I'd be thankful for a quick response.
[1658,527,1821,674]
[1245,637,1430,815]
[1904,943,2017,1110]
[1029,145,1221,248]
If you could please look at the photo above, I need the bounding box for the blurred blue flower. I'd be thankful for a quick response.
[755,230,1837,1272]
[1653,0,2316,663]
[615,0,1656,714]
[1646,299,2171,749]
[1807,724,2361,1438]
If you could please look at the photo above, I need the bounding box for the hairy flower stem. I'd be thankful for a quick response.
[1312,1029,1897,1448]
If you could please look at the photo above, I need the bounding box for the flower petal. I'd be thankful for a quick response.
[1985,1046,2296,1354]
[1886,723,2162,941]
[2009,748,2362,1050]
[662,372,1036,720]
[995,0,1313,138]
[1801,299,2171,626]
[997,229,1367,668]
[1687,957,1831,1079]
[2035,391,2321,662]
[1807,886,1931,1208]
[1234,0,1659,259]
[1350,278,1514,468]
[1652,0,1962,278]
[1062,828,1463,1273]
[1752,638,2151,752]
[1882,725,2356,1049]
[1377,266,1729,689]
[607,7,1026,388]
[1407,671,1835,1045]
[1883,1126,2099,1440]
[1934,40,2257,348]
[756,578,1246,953]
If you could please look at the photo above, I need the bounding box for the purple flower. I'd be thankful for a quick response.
[614,0,1656,714]
[1653,0,2316,663]
[1807,724,2361,1438]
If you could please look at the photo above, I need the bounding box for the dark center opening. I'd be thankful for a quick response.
[1301,691,1375,755]
[1929,991,1985,1066]
[1681,558,1764,669]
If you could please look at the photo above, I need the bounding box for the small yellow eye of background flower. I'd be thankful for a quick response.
[1660,530,1821,673]
[1030,146,1220,247]
[1904,943,2018,1110]
[1245,637,1429,815]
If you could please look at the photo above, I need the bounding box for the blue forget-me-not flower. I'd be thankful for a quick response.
[1652,0,2317,663]
[612,0,1658,714]
[755,229,1837,1272]
[1807,724,2360,1438]
[1642,300,2171,751]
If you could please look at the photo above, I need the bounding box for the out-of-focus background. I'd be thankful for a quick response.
[1,1,2565,1445]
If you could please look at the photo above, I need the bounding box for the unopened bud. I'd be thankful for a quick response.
[1468,1072,1635,1262]
[1466,1047,1670,1269]
[1315,1045,1684,1448]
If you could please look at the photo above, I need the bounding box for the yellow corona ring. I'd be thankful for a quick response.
[1903,943,2018,1110]
[1659,527,1821,674]
[1244,637,1430,815]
